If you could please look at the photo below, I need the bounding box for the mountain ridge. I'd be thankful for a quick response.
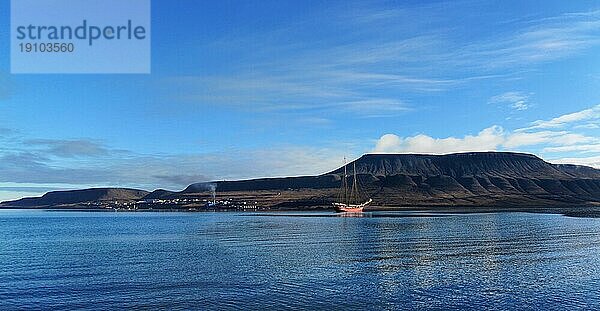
[2,152,599,208]
[1,188,149,207]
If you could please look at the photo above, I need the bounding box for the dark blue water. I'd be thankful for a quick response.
[1,210,600,310]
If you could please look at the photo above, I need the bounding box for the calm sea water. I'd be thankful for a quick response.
[1,210,599,310]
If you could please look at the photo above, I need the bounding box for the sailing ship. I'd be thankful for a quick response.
[332,159,372,213]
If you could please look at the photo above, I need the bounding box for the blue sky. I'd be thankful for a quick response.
[0,0,599,201]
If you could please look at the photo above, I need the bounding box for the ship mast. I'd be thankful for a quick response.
[340,157,348,204]
[343,157,348,205]
[339,158,362,206]
[333,157,371,212]
[350,162,358,204]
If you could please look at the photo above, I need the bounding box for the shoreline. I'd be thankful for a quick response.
[1,205,600,218]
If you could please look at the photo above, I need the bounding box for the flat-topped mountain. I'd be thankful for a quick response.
[334,152,572,178]
[2,152,599,209]
[337,152,600,207]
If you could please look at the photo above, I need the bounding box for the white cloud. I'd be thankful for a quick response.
[24,139,110,158]
[0,143,353,193]
[106,146,352,189]
[543,144,600,153]
[373,127,598,156]
[504,131,593,148]
[373,104,600,158]
[167,75,412,117]
[374,134,404,153]
[489,91,531,111]
[550,156,600,169]
[523,104,600,130]
[574,123,600,129]
[338,99,411,117]
[166,7,600,120]
[373,126,505,154]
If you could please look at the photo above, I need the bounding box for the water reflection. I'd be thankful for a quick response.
[250,211,451,218]
[1,211,600,310]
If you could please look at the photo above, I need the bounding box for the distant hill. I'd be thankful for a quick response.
[2,152,599,209]
[185,175,342,192]
[1,188,149,208]
[554,164,600,179]
[143,189,177,200]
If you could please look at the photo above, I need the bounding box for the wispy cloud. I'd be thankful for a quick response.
[329,99,411,118]
[575,123,600,129]
[550,155,600,168]
[489,91,532,111]
[162,6,600,122]
[322,7,600,72]
[520,104,600,130]
[24,139,110,158]
[0,133,355,194]
[504,131,594,148]
[165,74,412,117]
[543,144,600,153]
[450,12,600,70]
[0,151,113,184]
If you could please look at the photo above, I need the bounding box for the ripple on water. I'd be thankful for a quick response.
[1,211,600,310]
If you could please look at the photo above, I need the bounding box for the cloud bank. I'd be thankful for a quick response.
[373,104,600,168]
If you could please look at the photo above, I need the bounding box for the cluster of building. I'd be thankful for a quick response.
[86,197,263,211]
